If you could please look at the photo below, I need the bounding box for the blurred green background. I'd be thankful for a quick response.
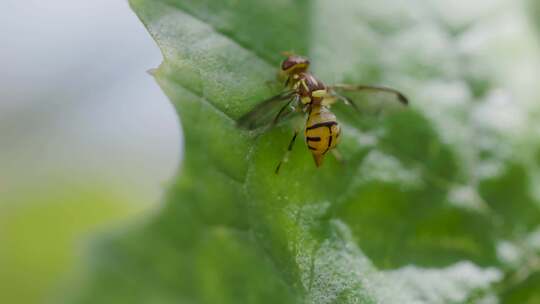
[0,1,179,303]
[2,0,540,303]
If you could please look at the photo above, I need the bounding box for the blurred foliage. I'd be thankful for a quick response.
[64,0,540,303]
[0,183,139,304]
[529,0,540,35]
[501,271,540,304]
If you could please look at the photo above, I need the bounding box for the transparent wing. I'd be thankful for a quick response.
[329,84,409,116]
[237,91,298,130]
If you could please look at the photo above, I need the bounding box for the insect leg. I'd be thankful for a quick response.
[284,76,291,87]
[272,94,298,125]
[275,129,299,174]
[331,92,361,113]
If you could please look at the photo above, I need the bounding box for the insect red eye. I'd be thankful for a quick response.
[281,56,310,72]
[281,59,295,71]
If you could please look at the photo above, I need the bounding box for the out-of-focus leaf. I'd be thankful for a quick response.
[529,0,540,35]
[501,272,540,304]
[0,186,134,304]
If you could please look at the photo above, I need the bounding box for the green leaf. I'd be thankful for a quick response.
[69,0,540,303]
[501,272,540,304]
[529,0,540,35]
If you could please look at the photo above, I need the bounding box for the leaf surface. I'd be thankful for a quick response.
[71,1,540,303]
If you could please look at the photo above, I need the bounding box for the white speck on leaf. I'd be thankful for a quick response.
[358,150,423,189]
[380,262,502,304]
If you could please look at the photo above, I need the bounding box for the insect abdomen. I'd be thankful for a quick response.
[304,105,340,166]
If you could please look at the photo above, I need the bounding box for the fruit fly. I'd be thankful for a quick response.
[237,54,408,174]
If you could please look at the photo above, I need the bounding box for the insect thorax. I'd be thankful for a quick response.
[291,72,328,105]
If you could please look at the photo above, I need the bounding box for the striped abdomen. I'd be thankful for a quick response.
[304,105,341,167]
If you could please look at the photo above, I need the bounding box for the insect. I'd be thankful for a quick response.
[237,54,408,174]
